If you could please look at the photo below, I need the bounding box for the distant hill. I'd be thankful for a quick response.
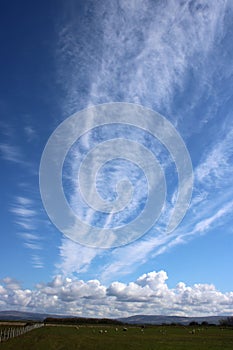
[0,311,123,325]
[0,310,229,325]
[0,310,64,322]
[118,314,228,325]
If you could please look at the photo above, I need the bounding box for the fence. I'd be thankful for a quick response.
[0,323,44,342]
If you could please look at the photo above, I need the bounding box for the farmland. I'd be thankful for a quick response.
[0,324,233,350]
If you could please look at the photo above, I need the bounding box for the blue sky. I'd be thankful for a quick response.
[0,0,233,317]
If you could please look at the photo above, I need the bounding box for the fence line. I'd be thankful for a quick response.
[0,323,44,342]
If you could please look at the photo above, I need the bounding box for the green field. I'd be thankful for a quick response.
[1,325,233,350]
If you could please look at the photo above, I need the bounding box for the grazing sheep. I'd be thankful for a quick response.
[115,328,118,332]
[123,327,128,331]
[99,330,103,334]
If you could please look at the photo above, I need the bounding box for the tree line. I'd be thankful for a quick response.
[44,317,124,325]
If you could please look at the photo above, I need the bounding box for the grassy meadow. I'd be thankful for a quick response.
[0,324,233,350]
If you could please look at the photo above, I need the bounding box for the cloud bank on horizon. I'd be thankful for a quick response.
[1,270,233,318]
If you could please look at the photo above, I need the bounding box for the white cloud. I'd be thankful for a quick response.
[194,201,233,233]
[10,196,44,268]
[16,196,34,206]
[56,0,228,116]
[1,270,233,317]
[10,207,37,217]
[54,123,233,282]
[195,127,233,186]
[40,1,232,302]
[100,234,172,283]
[99,193,233,284]
[0,143,23,164]
[19,233,40,241]
[15,220,35,230]
[31,255,44,269]
[24,242,42,250]
[2,277,21,290]
[57,238,100,275]
[52,0,232,277]
[24,126,36,141]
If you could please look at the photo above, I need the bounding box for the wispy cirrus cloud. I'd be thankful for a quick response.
[194,201,233,233]
[58,128,233,283]
[196,126,233,187]
[0,142,37,173]
[54,0,233,283]
[10,196,44,269]
[31,255,44,269]
[24,125,37,142]
[93,126,233,283]
[57,238,100,276]
[56,0,228,117]
[100,181,233,283]
[0,143,24,164]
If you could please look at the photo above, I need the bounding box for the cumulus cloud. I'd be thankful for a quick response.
[1,270,233,317]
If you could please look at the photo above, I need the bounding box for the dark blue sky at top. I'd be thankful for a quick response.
[0,1,57,166]
[0,0,58,284]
